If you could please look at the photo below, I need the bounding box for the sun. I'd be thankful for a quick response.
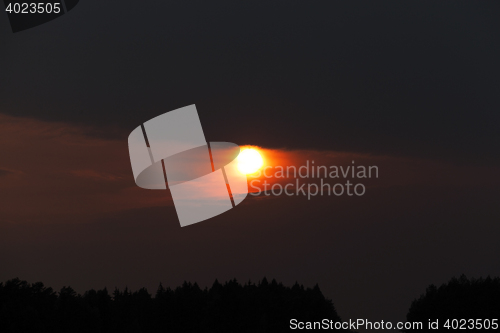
[237,148,263,175]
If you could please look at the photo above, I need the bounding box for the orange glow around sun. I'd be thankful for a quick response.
[237,147,264,175]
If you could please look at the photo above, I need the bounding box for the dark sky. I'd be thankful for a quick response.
[1,1,500,331]
[2,0,500,163]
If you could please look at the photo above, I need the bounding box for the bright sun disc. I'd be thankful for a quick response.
[237,148,263,175]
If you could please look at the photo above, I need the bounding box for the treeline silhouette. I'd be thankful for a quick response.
[0,277,345,332]
[404,275,500,332]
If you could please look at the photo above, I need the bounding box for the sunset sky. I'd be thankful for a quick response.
[1,1,500,330]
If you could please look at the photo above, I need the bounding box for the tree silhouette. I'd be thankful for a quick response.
[404,275,500,332]
[0,277,348,332]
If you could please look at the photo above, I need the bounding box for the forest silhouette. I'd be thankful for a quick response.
[405,275,500,332]
[0,277,346,332]
[2,275,500,332]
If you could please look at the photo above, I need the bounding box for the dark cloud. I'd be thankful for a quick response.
[1,1,499,165]
[0,169,14,177]
[0,114,169,223]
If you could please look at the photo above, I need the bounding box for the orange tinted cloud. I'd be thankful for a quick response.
[1,113,498,224]
[0,114,168,224]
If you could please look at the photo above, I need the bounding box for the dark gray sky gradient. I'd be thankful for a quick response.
[1,1,499,163]
[1,2,500,332]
